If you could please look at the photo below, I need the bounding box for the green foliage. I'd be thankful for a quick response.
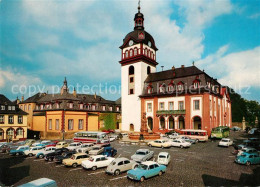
[229,88,260,127]
[103,113,116,130]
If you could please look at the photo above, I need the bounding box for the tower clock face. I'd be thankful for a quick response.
[148,41,152,47]
[129,40,134,46]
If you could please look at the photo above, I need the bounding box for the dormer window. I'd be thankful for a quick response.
[193,79,201,89]
[125,50,128,58]
[177,82,184,91]
[56,103,60,109]
[109,107,113,111]
[159,84,166,93]
[69,103,73,109]
[92,105,96,110]
[168,84,174,92]
[102,105,106,111]
[79,104,83,109]
[147,86,153,94]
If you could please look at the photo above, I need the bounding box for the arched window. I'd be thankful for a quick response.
[147,66,151,74]
[193,79,201,88]
[134,48,138,56]
[150,51,152,58]
[129,66,134,75]
[147,50,150,57]
[16,128,23,136]
[0,128,4,140]
[125,50,128,58]
[129,49,133,57]
[160,117,165,129]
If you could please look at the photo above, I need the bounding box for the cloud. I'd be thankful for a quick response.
[197,46,260,89]
[248,12,260,19]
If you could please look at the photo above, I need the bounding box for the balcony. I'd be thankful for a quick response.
[156,110,186,115]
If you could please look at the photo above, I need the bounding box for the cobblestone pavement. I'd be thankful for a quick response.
[0,131,259,186]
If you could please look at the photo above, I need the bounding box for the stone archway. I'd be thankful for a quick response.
[147,117,153,130]
[179,116,185,129]
[160,117,165,129]
[0,128,4,140]
[193,116,202,129]
[169,116,174,129]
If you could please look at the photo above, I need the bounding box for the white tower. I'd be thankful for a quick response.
[119,4,158,132]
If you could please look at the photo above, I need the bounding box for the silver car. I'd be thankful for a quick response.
[106,157,138,175]
[88,145,104,155]
[131,149,154,162]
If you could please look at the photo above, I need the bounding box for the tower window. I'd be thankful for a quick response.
[125,50,128,58]
[144,49,147,56]
[130,49,133,57]
[129,89,134,95]
[134,48,137,56]
[147,66,151,74]
[129,66,134,75]
[130,77,134,83]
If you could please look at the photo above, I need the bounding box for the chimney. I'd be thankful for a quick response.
[21,95,24,102]
[172,66,175,70]
[16,96,20,104]
[181,65,185,68]
[73,87,77,97]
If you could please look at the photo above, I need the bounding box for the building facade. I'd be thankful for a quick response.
[0,94,28,142]
[120,5,232,135]
[19,78,121,139]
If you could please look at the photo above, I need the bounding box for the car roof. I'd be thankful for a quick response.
[142,161,157,165]
[221,138,231,141]
[91,155,106,158]
[93,145,102,148]
[82,143,93,145]
[73,153,87,156]
[242,152,258,156]
[136,149,149,152]
[58,141,67,143]
[158,152,169,156]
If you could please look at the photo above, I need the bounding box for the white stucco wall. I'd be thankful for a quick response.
[190,96,202,118]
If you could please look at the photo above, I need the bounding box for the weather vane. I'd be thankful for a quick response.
[138,0,141,12]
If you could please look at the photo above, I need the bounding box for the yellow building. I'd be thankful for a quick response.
[0,94,28,142]
[20,78,121,140]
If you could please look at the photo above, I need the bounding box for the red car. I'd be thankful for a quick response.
[46,141,59,147]
[102,129,115,133]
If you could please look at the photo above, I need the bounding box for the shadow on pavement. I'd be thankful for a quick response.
[202,167,260,186]
[0,156,29,186]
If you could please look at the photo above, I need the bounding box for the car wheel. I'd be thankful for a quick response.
[161,146,164,149]
[92,166,97,171]
[158,171,163,176]
[39,154,44,159]
[196,139,199,143]
[149,144,152,147]
[180,145,183,149]
[246,161,251,166]
[29,153,33,157]
[72,163,77,168]
[140,176,145,182]
[16,152,19,156]
[114,169,120,176]
[49,157,53,162]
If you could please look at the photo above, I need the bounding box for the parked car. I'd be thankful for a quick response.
[218,138,233,147]
[147,139,172,148]
[102,147,117,157]
[54,151,76,164]
[99,139,111,147]
[46,143,57,147]
[36,147,57,158]
[165,130,176,136]
[89,145,104,155]
[9,146,30,156]
[32,142,44,147]
[67,142,82,151]
[62,153,89,167]
[18,178,57,187]
[76,143,94,153]
[230,126,241,131]
[170,139,191,148]
[82,155,115,170]
[131,149,154,162]
[109,135,118,142]
[232,144,248,155]
[45,148,69,161]
[23,139,36,147]
[243,140,260,150]
[24,146,45,157]
[235,152,260,165]
[248,128,259,135]
[157,152,171,165]
[127,161,166,182]
[56,141,68,148]
[5,145,19,153]
[237,147,258,156]
[0,144,13,153]
[102,129,115,133]
[41,140,52,145]
[168,133,180,139]
[179,136,196,144]
[248,138,260,143]
[106,157,138,175]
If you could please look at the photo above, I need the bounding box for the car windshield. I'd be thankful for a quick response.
[111,161,117,166]
[71,155,76,160]
[222,139,229,142]
[240,154,246,157]
[93,147,99,150]
[138,164,148,170]
[159,155,166,158]
[136,151,146,155]
[69,143,76,146]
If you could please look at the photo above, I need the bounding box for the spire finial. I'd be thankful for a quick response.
[138,0,141,13]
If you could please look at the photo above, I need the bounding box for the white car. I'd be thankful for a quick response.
[168,133,180,139]
[41,140,51,144]
[82,155,115,170]
[31,142,42,147]
[76,143,94,153]
[67,142,82,151]
[170,139,191,148]
[157,152,171,165]
[36,147,56,158]
[147,139,172,148]
[24,146,45,156]
[218,138,233,147]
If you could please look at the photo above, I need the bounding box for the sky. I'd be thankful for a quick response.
[0,0,259,102]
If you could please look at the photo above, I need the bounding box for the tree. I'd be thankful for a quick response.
[104,113,116,130]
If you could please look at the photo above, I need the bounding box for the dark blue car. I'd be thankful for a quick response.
[102,147,117,157]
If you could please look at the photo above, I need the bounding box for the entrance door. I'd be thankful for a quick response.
[129,124,134,131]
[147,117,153,130]
[169,117,174,129]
